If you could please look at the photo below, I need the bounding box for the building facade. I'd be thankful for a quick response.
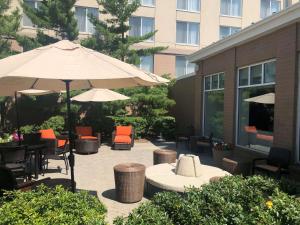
[173,2,300,164]
[10,0,299,78]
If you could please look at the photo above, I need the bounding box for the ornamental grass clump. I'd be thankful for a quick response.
[0,185,107,225]
[115,176,300,225]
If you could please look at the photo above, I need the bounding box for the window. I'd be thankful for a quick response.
[129,17,155,41]
[75,7,98,33]
[177,0,200,12]
[141,0,155,6]
[261,0,281,18]
[176,56,196,77]
[23,0,40,27]
[176,21,200,45]
[284,0,292,8]
[237,60,276,153]
[220,0,242,17]
[219,26,241,39]
[139,55,154,73]
[204,73,225,139]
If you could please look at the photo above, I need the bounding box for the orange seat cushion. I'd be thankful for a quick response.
[256,134,273,142]
[40,129,56,139]
[80,136,97,140]
[116,126,132,136]
[114,135,131,144]
[58,139,67,148]
[244,126,257,134]
[76,126,93,136]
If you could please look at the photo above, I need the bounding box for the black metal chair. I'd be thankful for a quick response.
[252,147,290,178]
[0,145,29,180]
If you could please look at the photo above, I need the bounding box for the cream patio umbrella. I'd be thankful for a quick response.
[0,40,168,192]
[71,88,129,102]
[244,93,275,104]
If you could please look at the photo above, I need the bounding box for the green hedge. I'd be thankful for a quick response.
[115,176,300,225]
[0,185,107,225]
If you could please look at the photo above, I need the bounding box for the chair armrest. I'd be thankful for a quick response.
[112,131,116,144]
[252,158,268,165]
[95,132,101,142]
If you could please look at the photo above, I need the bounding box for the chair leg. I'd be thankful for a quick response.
[63,153,69,175]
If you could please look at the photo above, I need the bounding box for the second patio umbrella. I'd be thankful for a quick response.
[71,88,129,102]
[0,40,168,192]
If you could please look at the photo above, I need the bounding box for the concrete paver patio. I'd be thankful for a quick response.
[41,141,213,224]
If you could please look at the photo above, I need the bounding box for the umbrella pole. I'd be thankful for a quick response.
[64,80,76,192]
[14,92,21,146]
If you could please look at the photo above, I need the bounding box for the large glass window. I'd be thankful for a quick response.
[177,0,201,12]
[129,17,155,41]
[23,0,40,27]
[139,55,154,73]
[220,0,242,17]
[176,21,200,45]
[261,0,281,18]
[141,0,155,6]
[204,73,225,139]
[176,56,196,77]
[237,60,276,153]
[220,26,241,39]
[75,7,98,33]
[284,0,292,8]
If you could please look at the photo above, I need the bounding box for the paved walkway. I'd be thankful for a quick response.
[42,141,213,224]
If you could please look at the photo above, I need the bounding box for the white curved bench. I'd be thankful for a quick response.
[146,163,230,193]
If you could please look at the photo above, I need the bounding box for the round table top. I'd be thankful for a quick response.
[154,149,177,154]
[146,163,230,192]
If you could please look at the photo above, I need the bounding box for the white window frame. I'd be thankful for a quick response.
[22,0,39,28]
[260,0,281,18]
[176,0,201,13]
[176,21,200,46]
[141,0,155,7]
[175,56,196,77]
[129,16,155,42]
[202,72,225,138]
[219,26,241,39]
[75,6,98,34]
[235,59,276,154]
[220,0,243,17]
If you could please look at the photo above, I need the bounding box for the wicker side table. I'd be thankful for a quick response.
[153,149,177,165]
[75,139,98,154]
[114,163,145,203]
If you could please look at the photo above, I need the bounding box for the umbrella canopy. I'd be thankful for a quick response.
[71,88,129,102]
[0,40,168,95]
[244,93,275,104]
[0,40,168,192]
[18,89,54,96]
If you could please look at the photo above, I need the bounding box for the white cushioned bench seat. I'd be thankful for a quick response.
[146,163,230,192]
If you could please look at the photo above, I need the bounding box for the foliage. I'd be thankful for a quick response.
[81,0,166,63]
[40,115,65,134]
[0,185,107,225]
[152,116,176,140]
[0,133,12,143]
[114,202,173,225]
[0,0,21,58]
[20,124,40,134]
[19,0,78,50]
[116,176,300,225]
[110,116,147,138]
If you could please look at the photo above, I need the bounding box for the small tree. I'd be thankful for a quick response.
[18,0,78,50]
[81,0,166,64]
[0,0,21,58]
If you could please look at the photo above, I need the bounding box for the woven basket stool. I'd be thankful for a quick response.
[114,163,145,203]
[153,149,177,165]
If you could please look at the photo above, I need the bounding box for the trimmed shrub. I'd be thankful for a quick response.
[20,124,40,134]
[152,116,176,140]
[40,115,65,134]
[113,202,173,225]
[116,176,300,225]
[0,185,107,225]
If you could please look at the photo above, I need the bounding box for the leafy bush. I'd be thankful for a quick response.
[20,124,40,134]
[110,116,148,139]
[117,176,300,225]
[40,116,65,134]
[0,185,107,225]
[152,116,176,140]
[113,202,173,225]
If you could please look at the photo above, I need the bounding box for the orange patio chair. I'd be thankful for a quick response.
[39,129,69,174]
[112,126,134,150]
[75,126,101,147]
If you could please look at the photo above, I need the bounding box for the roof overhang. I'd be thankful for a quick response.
[188,2,300,63]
